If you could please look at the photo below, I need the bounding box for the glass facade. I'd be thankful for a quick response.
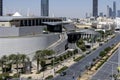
[93,0,98,18]
[41,0,49,16]
[0,0,2,16]
[113,1,116,18]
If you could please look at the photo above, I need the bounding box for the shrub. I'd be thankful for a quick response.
[0,73,10,80]
[13,73,20,78]
[28,76,32,79]
[56,66,68,73]
[45,75,53,80]
[74,56,84,62]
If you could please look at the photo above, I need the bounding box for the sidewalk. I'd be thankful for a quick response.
[20,54,80,79]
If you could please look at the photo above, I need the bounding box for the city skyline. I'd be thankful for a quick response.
[3,0,120,18]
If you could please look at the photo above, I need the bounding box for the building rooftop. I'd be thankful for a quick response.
[79,29,99,35]
[0,16,62,22]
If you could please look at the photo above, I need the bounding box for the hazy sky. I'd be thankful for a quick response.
[3,0,120,18]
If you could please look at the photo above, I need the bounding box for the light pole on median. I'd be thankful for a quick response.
[52,54,55,77]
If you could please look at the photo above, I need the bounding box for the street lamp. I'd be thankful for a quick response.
[52,54,55,77]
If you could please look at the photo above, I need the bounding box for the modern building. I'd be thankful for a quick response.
[107,5,113,18]
[109,7,113,18]
[107,5,110,18]
[113,1,116,18]
[0,16,61,27]
[99,12,103,17]
[117,10,120,17]
[41,0,49,16]
[0,16,69,57]
[0,0,2,16]
[93,0,98,18]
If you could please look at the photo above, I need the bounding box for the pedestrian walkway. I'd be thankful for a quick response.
[20,54,81,79]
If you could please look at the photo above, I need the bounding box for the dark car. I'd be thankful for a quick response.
[60,71,66,76]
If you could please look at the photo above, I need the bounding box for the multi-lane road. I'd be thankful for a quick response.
[91,49,119,80]
[53,33,120,80]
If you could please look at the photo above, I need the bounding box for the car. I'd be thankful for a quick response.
[60,71,66,76]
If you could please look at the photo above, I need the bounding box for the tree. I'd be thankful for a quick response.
[42,50,55,56]
[77,39,86,52]
[8,54,17,73]
[40,60,46,71]
[15,54,22,76]
[19,54,29,73]
[33,50,45,73]
[99,51,106,57]
[0,55,8,73]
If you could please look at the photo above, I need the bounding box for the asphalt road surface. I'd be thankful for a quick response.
[53,33,120,80]
[91,49,119,80]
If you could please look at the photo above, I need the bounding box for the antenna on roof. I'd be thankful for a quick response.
[52,13,55,17]
[27,8,30,17]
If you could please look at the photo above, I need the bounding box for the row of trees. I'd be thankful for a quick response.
[33,50,55,73]
[0,54,29,74]
[0,50,55,75]
[0,49,79,79]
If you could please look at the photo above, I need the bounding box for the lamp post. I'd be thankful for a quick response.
[52,54,55,77]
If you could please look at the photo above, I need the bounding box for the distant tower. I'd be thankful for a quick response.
[107,5,110,18]
[0,0,3,16]
[117,10,120,17]
[93,0,98,18]
[109,7,113,18]
[113,1,116,18]
[41,0,49,16]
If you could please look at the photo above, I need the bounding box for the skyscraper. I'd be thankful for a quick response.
[117,10,120,17]
[41,0,49,16]
[113,1,116,18]
[109,7,113,18]
[0,0,2,16]
[93,0,98,18]
[107,5,113,18]
[107,5,110,18]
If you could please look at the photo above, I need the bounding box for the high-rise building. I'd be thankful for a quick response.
[93,0,98,18]
[107,5,110,18]
[113,1,116,18]
[99,12,103,17]
[107,5,113,18]
[117,10,120,17]
[0,0,2,16]
[41,0,49,16]
[109,7,113,18]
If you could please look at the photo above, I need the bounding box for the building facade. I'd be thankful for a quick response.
[0,0,2,16]
[41,0,49,16]
[93,0,98,18]
[117,10,120,17]
[113,1,116,18]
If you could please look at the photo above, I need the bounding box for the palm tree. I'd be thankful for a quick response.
[34,50,55,73]
[13,54,21,75]
[20,54,29,73]
[1,55,8,73]
[8,54,17,73]
[33,50,44,73]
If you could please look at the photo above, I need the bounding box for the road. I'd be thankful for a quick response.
[53,33,120,80]
[91,49,119,80]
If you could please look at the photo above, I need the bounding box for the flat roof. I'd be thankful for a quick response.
[0,16,62,22]
[42,22,63,25]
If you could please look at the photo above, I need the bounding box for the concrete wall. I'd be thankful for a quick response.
[19,26,46,36]
[0,34,60,57]
[0,26,46,37]
[0,27,19,37]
